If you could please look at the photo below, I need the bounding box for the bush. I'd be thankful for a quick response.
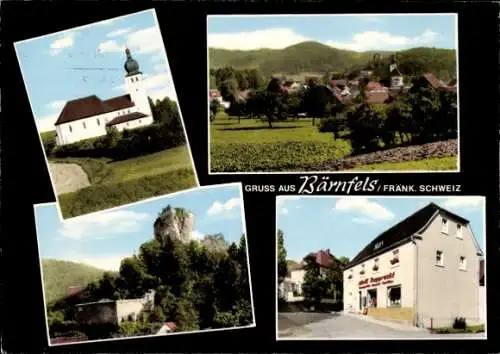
[58,168,196,218]
[453,317,466,330]
[51,122,186,160]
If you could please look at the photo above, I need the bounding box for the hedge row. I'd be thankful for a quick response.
[210,140,352,172]
[47,123,185,160]
[59,168,197,218]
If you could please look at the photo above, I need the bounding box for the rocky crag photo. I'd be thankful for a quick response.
[34,184,253,346]
[208,14,459,173]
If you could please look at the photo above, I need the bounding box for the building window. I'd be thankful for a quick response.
[360,264,365,275]
[459,256,467,270]
[139,120,142,123]
[97,118,100,126]
[441,218,449,234]
[126,122,130,126]
[387,285,401,307]
[128,109,130,113]
[436,250,444,267]
[457,224,463,239]
[83,122,86,129]
[69,125,72,133]
[390,249,400,265]
[373,258,379,271]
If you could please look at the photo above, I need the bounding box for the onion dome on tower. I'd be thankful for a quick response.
[124,47,141,76]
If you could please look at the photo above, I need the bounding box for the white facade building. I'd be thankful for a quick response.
[343,203,485,329]
[54,48,154,146]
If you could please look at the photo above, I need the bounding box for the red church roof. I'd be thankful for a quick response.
[106,112,149,126]
[54,94,135,126]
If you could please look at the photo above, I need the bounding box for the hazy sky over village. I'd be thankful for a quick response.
[208,14,457,52]
[277,196,485,262]
[35,184,245,271]
[15,9,177,132]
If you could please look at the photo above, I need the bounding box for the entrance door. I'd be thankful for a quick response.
[367,288,378,307]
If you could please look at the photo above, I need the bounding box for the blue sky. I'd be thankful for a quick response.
[207,14,456,51]
[15,9,178,132]
[35,184,245,271]
[277,196,485,262]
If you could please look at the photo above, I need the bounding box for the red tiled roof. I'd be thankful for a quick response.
[165,322,177,331]
[106,112,149,126]
[366,81,383,91]
[55,94,135,126]
[423,73,446,89]
[305,249,337,268]
[67,286,85,297]
[365,91,389,104]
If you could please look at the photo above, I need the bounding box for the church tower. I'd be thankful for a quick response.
[124,47,152,117]
[389,54,404,89]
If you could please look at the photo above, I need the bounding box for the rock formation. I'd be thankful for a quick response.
[153,205,194,245]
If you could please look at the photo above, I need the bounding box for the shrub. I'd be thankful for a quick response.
[453,317,466,330]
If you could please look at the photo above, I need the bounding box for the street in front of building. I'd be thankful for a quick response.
[278,312,486,339]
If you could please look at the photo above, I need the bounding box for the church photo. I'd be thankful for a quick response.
[15,9,199,220]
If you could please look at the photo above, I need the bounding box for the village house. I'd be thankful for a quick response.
[74,290,156,326]
[54,47,154,146]
[343,203,485,329]
[209,89,230,109]
[279,249,340,302]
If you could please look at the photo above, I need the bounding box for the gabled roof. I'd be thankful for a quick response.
[55,94,135,126]
[364,91,389,104]
[304,249,338,268]
[423,73,447,89]
[345,203,470,269]
[106,112,148,126]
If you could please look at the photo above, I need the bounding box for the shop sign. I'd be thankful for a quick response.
[358,272,395,289]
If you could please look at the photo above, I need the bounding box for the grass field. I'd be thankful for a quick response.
[210,112,457,172]
[210,113,352,172]
[50,145,197,218]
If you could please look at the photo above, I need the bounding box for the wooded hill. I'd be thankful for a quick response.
[42,259,108,304]
[209,41,457,81]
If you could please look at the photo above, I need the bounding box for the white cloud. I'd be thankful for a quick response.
[46,100,66,110]
[69,254,126,272]
[126,26,164,55]
[352,217,375,225]
[96,18,115,26]
[207,197,241,216]
[208,28,310,50]
[97,40,124,53]
[107,28,133,37]
[36,114,58,132]
[325,29,439,51]
[50,32,75,56]
[277,196,301,215]
[113,71,177,101]
[441,197,484,210]
[191,230,205,240]
[334,197,395,221]
[59,210,151,240]
[208,27,440,52]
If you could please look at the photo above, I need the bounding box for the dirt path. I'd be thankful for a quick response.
[48,163,90,195]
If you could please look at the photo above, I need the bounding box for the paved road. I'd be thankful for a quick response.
[278,312,486,339]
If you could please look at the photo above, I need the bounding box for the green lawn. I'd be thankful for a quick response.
[352,156,458,171]
[51,145,197,218]
[210,113,352,172]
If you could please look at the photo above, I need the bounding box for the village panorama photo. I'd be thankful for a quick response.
[207,14,459,174]
[34,183,254,346]
[15,9,198,220]
[276,195,486,340]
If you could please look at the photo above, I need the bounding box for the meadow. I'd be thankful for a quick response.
[210,112,457,173]
[50,145,197,218]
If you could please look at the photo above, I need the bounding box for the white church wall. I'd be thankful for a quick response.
[113,115,154,132]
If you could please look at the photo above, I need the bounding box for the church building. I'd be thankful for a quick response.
[54,48,154,146]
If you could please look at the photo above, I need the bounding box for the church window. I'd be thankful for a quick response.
[83,122,86,129]
[69,125,72,133]
[97,118,100,126]
[139,120,142,123]
[126,122,130,126]
[128,109,130,113]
